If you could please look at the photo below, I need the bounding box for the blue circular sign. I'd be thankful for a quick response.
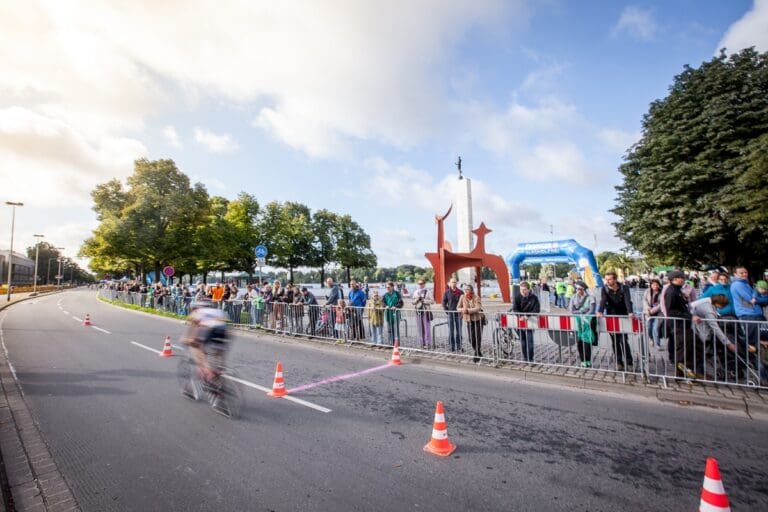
[255,245,268,258]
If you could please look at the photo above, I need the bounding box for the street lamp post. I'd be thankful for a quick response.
[55,248,65,289]
[32,234,44,294]
[5,201,24,302]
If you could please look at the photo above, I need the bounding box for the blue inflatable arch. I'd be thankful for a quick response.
[506,239,603,288]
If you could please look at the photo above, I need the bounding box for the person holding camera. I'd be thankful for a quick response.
[412,279,434,348]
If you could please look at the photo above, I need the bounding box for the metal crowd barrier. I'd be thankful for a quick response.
[98,288,767,389]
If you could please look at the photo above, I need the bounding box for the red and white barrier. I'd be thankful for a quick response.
[498,313,643,334]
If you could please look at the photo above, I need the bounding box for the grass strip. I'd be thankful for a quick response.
[97,296,186,320]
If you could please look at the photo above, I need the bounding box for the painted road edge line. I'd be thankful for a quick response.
[223,375,332,414]
[130,341,163,355]
[72,316,82,322]
[92,326,111,334]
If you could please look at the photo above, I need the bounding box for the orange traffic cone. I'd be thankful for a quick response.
[699,457,730,512]
[423,401,456,457]
[390,340,402,366]
[267,362,287,397]
[83,313,92,326]
[160,336,173,357]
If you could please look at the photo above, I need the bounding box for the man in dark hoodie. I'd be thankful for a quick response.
[664,270,702,379]
[442,277,463,352]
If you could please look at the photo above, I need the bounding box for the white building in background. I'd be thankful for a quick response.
[0,250,35,285]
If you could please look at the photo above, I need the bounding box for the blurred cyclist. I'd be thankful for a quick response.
[183,299,230,383]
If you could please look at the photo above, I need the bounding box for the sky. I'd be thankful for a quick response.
[1,0,767,270]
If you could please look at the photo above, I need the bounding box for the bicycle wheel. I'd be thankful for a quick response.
[210,372,244,419]
[177,356,200,401]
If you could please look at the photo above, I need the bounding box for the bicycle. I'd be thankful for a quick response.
[177,345,244,419]
[492,312,518,360]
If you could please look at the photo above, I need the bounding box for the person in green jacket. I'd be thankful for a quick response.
[383,281,403,345]
[555,281,567,308]
[565,280,575,309]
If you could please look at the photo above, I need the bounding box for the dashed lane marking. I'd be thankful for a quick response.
[92,326,111,334]
[72,316,82,323]
[62,311,70,315]
[130,341,162,355]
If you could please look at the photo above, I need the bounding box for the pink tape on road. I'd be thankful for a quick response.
[287,363,393,394]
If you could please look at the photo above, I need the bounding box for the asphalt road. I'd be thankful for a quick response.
[1,289,766,511]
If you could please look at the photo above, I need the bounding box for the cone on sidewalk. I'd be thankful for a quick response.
[423,401,456,457]
[83,313,92,326]
[267,362,287,397]
[390,340,402,366]
[160,336,173,357]
[699,457,730,512]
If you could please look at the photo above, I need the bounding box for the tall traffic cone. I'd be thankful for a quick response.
[423,401,456,457]
[160,336,173,357]
[390,340,402,366]
[699,457,730,512]
[83,313,92,326]
[267,362,287,397]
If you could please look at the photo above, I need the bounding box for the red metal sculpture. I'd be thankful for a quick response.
[425,205,511,302]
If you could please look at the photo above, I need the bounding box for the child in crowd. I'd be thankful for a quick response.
[334,299,348,341]
[752,280,768,310]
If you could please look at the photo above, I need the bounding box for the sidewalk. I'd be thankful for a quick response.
[0,291,79,511]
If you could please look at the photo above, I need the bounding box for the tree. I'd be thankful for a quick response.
[613,48,768,274]
[81,159,209,281]
[334,214,377,284]
[258,201,314,283]
[310,209,340,286]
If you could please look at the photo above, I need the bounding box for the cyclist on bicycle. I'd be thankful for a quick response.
[183,299,230,383]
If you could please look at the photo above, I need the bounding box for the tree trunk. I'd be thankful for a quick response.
[346,266,351,285]
[202,272,208,285]
[320,267,326,287]
[288,266,294,284]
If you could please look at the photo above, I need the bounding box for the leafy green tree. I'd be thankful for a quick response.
[613,48,768,274]
[334,214,377,284]
[258,201,314,283]
[81,159,209,281]
[310,209,340,286]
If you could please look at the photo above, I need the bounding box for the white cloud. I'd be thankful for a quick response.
[612,6,659,41]
[163,125,182,148]
[597,128,641,155]
[365,158,541,230]
[193,127,239,153]
[0,0,525,206]
[717,0,768,54]
[0,106,147,207]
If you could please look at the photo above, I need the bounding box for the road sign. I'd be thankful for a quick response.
[255,245,268,258]
[163,266,175,277]
[256,257,266,267]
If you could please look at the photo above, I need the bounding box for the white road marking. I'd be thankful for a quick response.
[224,375,332,413]
[72,316,82,322]
[172,344,185,351]
[92,326,111,334]
[62,311,70,315]
[130,341,163,355]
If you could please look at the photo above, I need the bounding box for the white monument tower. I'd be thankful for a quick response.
[455,156,474,286]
